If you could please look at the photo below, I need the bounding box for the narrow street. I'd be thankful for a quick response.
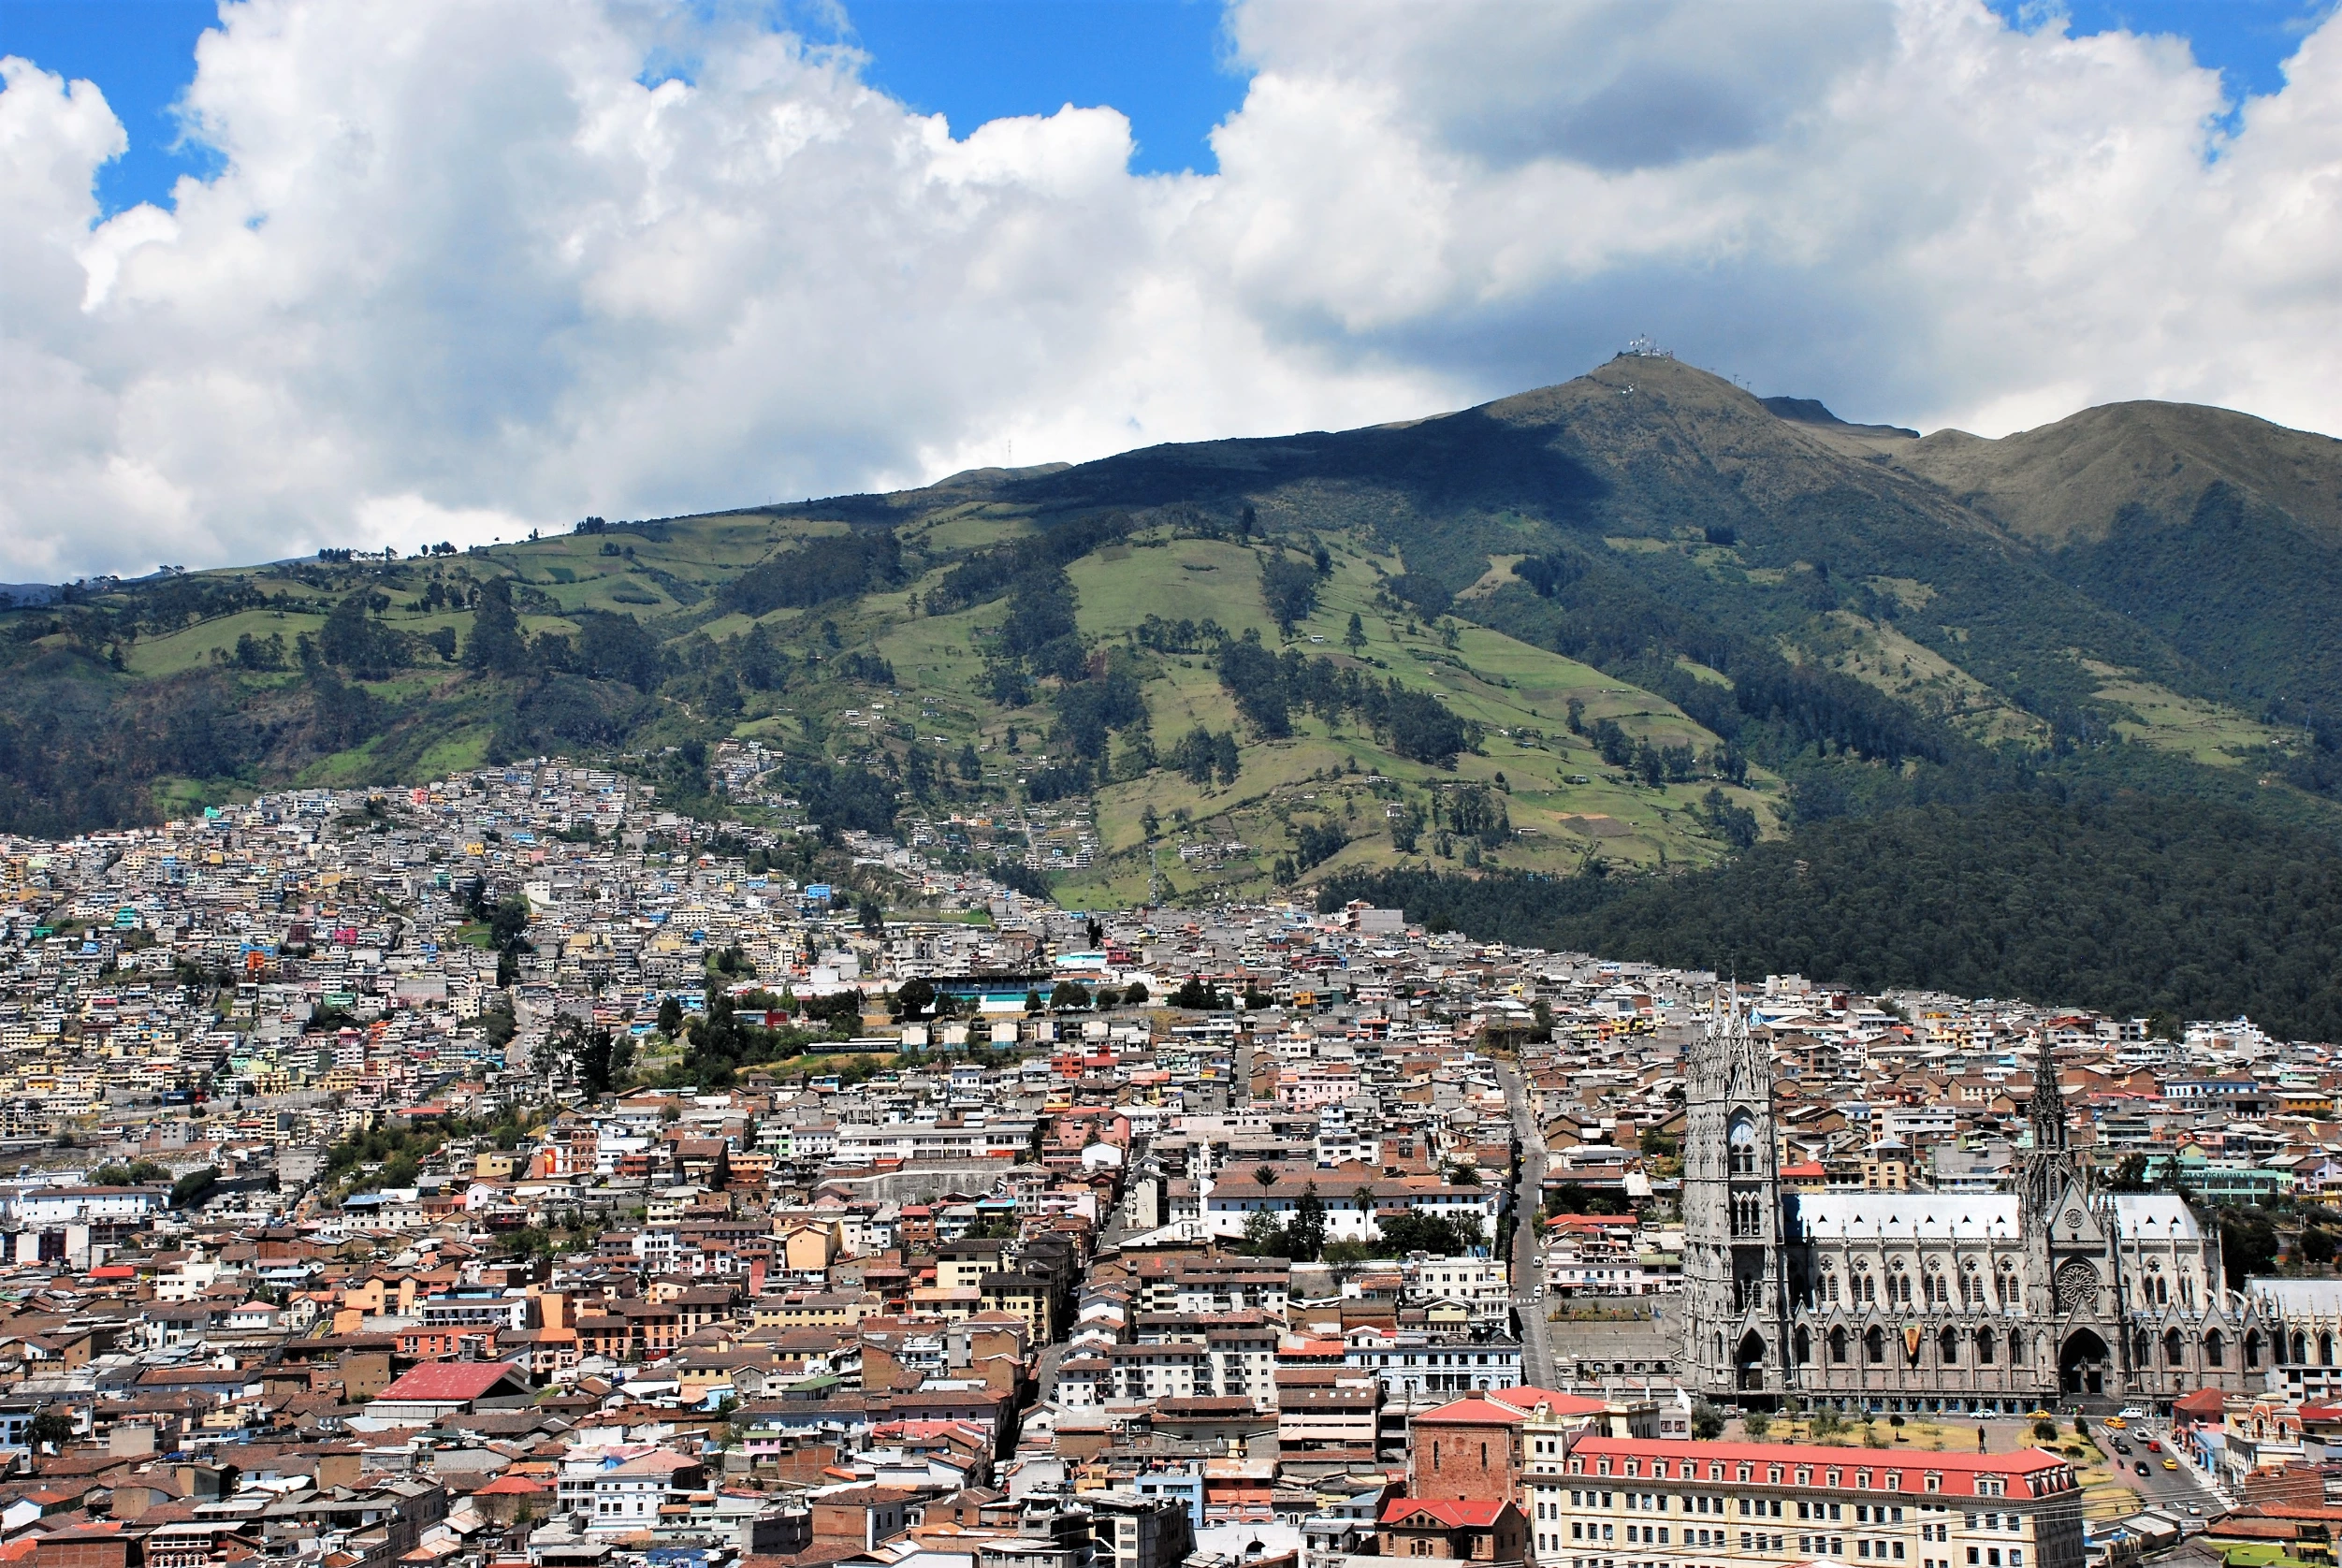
[1499,1061,1556,1388]
[2097,1417,2228,1522]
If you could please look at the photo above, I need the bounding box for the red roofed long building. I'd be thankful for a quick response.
[1521,1437,2085,1568]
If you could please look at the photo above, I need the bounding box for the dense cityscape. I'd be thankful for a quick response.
[0,761,2329,1568]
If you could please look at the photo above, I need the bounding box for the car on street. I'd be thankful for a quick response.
[2187,1506,2204,1517]
[2105,1417,2129,1430]
[2164,1459,2178,1471]
[2134,1461,2151,1476]
[2119,1406,2147,1419]
[2113,1442,2131,1455]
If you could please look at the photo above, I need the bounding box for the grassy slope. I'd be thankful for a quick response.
[1051,530,1776,904]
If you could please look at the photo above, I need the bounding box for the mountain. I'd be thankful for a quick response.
[5,354,2341,939]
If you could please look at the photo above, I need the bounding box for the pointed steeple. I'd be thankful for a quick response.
[2030,1038,2069,1155]
[2019,1037,2075,1224]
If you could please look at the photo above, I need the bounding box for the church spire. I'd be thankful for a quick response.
[2019,1036,2075,1224]
[2030,1038,2068,1155]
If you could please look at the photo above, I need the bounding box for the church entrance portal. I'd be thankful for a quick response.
[1737,1330,1767,1391]
[2060,1328,2111,1394]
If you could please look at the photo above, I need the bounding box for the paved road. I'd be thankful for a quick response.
[1499,1061,1555,1387]
[2096,1418,2227,1521]
[1036,1340,1069,1401]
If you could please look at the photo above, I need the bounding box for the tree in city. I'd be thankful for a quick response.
[1690,1400,1725,1441]
[169,1167,221,1209]
[1290,1183,1329,1261]
[1171,976,1225,1010]
[89,1160,169,1186]
[1051,980,1092,1011]
[895,979,937,1019]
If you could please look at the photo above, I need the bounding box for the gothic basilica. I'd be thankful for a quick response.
[1679,1003,2274,1411]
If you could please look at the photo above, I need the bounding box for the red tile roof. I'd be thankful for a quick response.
[1565,1438,2073,1499]
[1416,1387,1594,1424]
[372,1360,529,1402]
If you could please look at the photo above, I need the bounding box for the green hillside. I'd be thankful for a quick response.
[6,354,2342,930]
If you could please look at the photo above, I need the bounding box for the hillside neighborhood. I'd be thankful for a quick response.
[0,762,2335,1568]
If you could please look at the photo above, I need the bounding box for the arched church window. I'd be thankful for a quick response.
[2163,1328,2184,1365]
[1939,1326,1958,1364]
[1728,1116,1758,1177]
[1865,1326,1885,1364]
[2245,1329,2262,1371]
[2205,1329,2226,1369]
[2132,1328,2150,1365]
[1829,1327,1848,1363]
[2294,1330,2309,1365]
[2321,1331,2334,1367]
[2008,1328,2025,1364]
[1975,1328,1995,1364]
[1795,1327,1811,1365]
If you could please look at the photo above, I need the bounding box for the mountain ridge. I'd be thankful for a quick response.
[2,353,2338,906]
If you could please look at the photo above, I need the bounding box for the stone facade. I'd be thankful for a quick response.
[1680,1005,2266,1411]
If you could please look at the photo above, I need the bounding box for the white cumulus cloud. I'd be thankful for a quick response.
[0,0,2337,581]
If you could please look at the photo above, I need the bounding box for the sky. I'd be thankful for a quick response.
[1,0,2337,580]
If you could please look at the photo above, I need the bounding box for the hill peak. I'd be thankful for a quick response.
[1894,394,2342,546]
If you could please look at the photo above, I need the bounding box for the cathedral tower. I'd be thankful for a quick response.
[2017,1038,2073,1227]
[1680,995,1791,1402]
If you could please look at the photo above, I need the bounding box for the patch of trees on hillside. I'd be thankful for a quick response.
[1213,629,1479,765]
[1320,793,2342,1040]
[720,530,904,617]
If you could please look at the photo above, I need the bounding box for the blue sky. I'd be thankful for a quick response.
[2,0,1256,216]
[17,0,2318,218]
[6,0,2339,578]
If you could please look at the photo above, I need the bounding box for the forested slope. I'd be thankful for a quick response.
[1320,793,2342,1039]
